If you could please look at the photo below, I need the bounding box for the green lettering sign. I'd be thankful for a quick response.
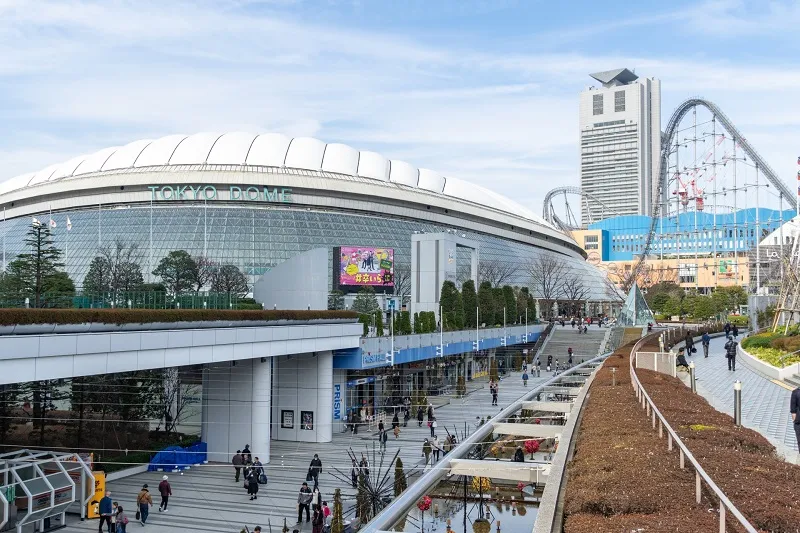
[148,184,291,203]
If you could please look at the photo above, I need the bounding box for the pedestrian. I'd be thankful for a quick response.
[417,406,424,427]
[115,505,128,533]
[247,470,259,500]
[732,324,739,338]
[790,386,800,452]
[379,427,387,453]
[312,506,324,533]
[297,482,313,523]
[393,424,400,439]
[232,450,243,482]
[422,439,432,467]
[491,388,498,406]
[430,417,438,437]
[522,371,528,387]
[392,412,400,430]
[685,332,695,355]
[350,459,358,488]
[98,491,113,533]
[308,454,322,490]
[136,484,152,526]
[427,403,434,422]
[547,355,552,371]
[322,501,331,520]
[158,475,171,512]
[513,446,524,462]
[403,407,410,427]
[378,419,385,434]
[567,347,573,365]
[724,322,731,338]
[359,455,369,477]
[725,337,737,371]
[311,487,321,510]
[442,435,452,455]
[242,444,252,464]
[432,435,441,462]
[701,331,711,358]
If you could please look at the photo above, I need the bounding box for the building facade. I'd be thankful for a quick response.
[579,68,661,224]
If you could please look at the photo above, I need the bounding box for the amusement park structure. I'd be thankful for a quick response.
[546,97,796,293]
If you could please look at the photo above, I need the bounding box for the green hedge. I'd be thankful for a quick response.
[741,332,780,350]
[0,308,358,326]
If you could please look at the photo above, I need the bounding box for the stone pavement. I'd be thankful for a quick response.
[689,334,799,464]
[57,369,555,533]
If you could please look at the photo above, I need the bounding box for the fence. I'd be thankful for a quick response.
[0,291,241,310]
[634,351,676,377]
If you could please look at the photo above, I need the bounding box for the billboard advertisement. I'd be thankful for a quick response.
[339,247,394,286]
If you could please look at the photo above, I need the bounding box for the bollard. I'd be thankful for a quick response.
[611,367,617,386]
[689,362,696,393]
[733,380,742,426]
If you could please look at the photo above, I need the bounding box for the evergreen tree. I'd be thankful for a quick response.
[0,384,20,444]
[331,488,344,533]
[401,311,412,335]
[462,280,478,328]
[454,289,465,329]
[4,222,69,308]
[374,310,384,337]
[490,359,499,382]
[477,281,494,327]
[413,312,420,334]
[502,285,516,324]
[83,256,111,294]
[328,290,345,310]
[153,250,197,295]
[394,457,408,496]
[440,281,460,313]
[356,471,372,522]
[516,287,529,321]
[211,264,249,297]
[352,286,379,314]
[492,287,505,326]
[20,379,68,446]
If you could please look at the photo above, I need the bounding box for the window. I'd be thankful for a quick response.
[593,94,603,115]
[584,235,599,250]
[614,90,625,112]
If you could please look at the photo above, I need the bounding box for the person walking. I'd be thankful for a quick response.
[567,347,573,366]
[403,406,410,427]
[350,459,358,488]
[115,505,129,533]
[247,470,259,501]
[378,419,385,435]
[724,322,731,338]
[491,387,498,406]
[391,412,400,431]
[442,435,452,455]
[158,475,171,512]
[308,454,322,490]
[430,417,437,438]
[416,406,424,427]
[522,370,528,387]
[98,491,113,533]
[297,482,313,523]
[725,337,737,371]
[312,506,325,533]
[427,403,435,422]
[393,423,400,439]
[422,439,432,468]
[791,386,800,453]
[378,427,388,453]
[701,332,711,358]
[432,436,441,462]
[311,487,321,510]
[322,501,331,520]
[136,484,152,526]
[732,324,739,338]
[242,444,252,464]
[546,355,553,371]
[232,450,244,482]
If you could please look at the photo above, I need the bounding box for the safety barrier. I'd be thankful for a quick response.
[629,333,757,533]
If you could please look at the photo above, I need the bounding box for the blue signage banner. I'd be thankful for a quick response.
[361,352,388,368]
[333,384,342,421]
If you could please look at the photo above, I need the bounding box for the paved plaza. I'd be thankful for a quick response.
[690,334,799,464]
[58,368,557,533]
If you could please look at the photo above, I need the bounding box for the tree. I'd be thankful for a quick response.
[211,264,249,297]
[328,290,345,310]
[190,255,216,293]
[440,281,461,330]
[42,271,76,307]
[712,286,747,315]
[331,488,344,533]
[561,274,591,317]
[83,256,110,294]
[527,254,567,319]
[140,282,167,292]
[143,368,199,435]
[374,310,384,337]
[692,296,716,319]
[492,287,504,326]
[479,259,519,287]
[663,295,683,317]
[0,384,20,444]
[489,359,499,382]
[413,312,420,334]
[478,281,494,326]
[153,250,198,295]
[20,379,68,446]
[352,286,379,314]
[4,222,68,308]
[462,280,478,328]
[502,285,516,324]
[393,457,408,496]
[393,264,411,305]
[82,240,145,298]
[356,471,372,522]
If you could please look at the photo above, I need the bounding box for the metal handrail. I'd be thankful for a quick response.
[629,333,758,533]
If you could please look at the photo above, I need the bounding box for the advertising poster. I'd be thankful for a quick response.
[301,411,314,430]
[339,247,394,286]
[281,410,294,429]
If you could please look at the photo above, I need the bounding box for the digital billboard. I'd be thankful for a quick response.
[339,247,394,286]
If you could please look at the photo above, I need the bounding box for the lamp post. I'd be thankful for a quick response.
[733,380,742,426]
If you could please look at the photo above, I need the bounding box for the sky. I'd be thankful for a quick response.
[1,0,799,212]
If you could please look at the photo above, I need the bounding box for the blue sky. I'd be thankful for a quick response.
[1,0,799,209]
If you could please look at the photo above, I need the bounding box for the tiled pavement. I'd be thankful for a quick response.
[690,334,799,464]
[55,368,558,533]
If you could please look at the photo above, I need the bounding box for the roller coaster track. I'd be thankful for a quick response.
[624,97,793,291]
[542,186,620,231]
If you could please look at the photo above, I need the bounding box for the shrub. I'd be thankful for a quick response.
[748,346,800,368]
[727,315,749,327]
[741,333,780,350]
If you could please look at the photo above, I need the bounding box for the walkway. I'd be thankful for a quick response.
[57,370,552,533]
[536,324,607,367]
[689,334,799,464]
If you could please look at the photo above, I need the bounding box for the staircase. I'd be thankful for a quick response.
[785,373,800,388]
[535,325,607,367]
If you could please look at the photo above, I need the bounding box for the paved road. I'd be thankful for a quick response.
[56,368,558,533]
[690,334,799,464]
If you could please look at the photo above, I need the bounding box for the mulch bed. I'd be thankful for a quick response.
[563,335,800,533]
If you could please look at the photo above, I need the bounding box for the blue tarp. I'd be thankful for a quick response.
[147,442,207,472]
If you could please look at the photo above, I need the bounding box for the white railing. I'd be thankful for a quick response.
[634,351,676,377]
[629,334,757,533]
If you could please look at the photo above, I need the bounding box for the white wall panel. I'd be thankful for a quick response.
[245,133,292,166]
[417,168,446,193]
[357,151,390,181]
[206,132,257,165]
[133,135,187,167]
[72,147,119,177]
[102,139,153,170]
[169,133,223,165]
[389,159,419,187]
[321,143,359,175]
[285,137,326,171]
[48,156,89,181]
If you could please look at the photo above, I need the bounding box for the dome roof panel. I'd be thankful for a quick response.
[245,133,292,166]
[28,164,60,187]
[49,155,89,182]
[285,137,326,171]
[133,135,188,168]
[418,168,446,193]
[102,139,154,171]
[388,160,419,187]
[357,151,390,181]
[206,132,258,165]
[72,147,120,176]
[169,133,224,165]
[0,173,35,196]
[321,143,359,175]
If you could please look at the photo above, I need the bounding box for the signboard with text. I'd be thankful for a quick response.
[338,247,394,287]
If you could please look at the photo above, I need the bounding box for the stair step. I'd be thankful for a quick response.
[784,375,800,388]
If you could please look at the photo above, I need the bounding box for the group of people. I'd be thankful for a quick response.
[676,325,739,372]
[232,445,267,500]
[421,434,457,465]
[97,475,171,531]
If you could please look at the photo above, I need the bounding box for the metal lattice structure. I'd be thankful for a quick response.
[542,186,620,231]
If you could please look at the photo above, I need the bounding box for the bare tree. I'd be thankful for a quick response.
[393,264,411,305]
[479,259,519,287]
[83,239,144,300]
[190,255,216,293]
[561,273,592,316]
[527,254,567,319]
[147,368,200,435]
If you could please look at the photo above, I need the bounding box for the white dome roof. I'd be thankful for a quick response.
[0,132,552,228]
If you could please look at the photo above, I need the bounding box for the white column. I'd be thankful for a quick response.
[251,357,272,462]
[316,351,333,443]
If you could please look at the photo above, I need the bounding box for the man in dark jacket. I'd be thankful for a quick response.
[685,332,695,354]
[791,387,800,452]
[233,450,244,482]
[158,475,172,512]
[725,338,737,371]
[513,447,524,462]
[309,454,322,490]
[98,491,113,533]
[297,482,313,523]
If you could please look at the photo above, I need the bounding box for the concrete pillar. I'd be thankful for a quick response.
[272,351,334,443]
[316,351,333,443]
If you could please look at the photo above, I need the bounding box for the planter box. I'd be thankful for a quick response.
[737,343,800,381]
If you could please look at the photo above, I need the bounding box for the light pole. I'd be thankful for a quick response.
[733,380,742,426]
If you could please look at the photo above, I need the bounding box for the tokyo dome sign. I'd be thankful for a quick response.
[148,185,292,203]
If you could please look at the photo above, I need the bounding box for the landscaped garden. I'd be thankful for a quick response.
[741,328,800,368]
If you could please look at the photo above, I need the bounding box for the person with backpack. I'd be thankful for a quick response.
[158,475,171,512]
[732,324,739,338]
[136,484,152,526]
[115,505,129,533]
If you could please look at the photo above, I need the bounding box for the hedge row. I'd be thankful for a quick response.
[0,308,358,326]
